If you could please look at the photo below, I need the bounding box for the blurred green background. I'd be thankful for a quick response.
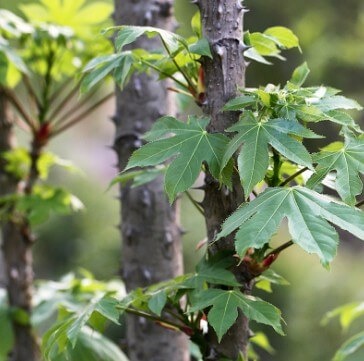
[2,0,364,360]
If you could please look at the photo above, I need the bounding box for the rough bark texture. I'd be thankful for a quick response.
[0,91,40,361]
[198,1,250,360]
[113,2,188,361]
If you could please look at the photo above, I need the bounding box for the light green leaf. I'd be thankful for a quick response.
[81,52,134,92]
[249,32,280,56]
[111,25,187,54]
[322,302,364,331]
[188,38,212,58]
[290,62,310,87]
[333,332,364,361]
[218,186,364,266]
[0,291,13,361]
[307,134,364,205]
[251,332,275,354]
[317,96,362,112]
[244,47,272,65]
[191,11,202,38]
[190,289,283,341]
[222,117,315,196]
[126,116,229,202]
[264,26,299,49]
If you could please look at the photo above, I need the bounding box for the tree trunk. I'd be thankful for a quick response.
[112,2,189,361]
[0,91,40,361]
[198,1,250,360]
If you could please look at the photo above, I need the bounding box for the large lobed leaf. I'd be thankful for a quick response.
[307,133,364,205]
[189,289,283,341]
[221,111,319,196]
[126,116,229,202]
[218,186,364,267]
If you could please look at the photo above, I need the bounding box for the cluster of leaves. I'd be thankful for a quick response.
[81,12,300,102]
[322,301,364,361]
[0,149,83,226]
[0,271,127,361]
[42,255,285,360]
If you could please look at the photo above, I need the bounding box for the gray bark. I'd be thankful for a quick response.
[113,1,189,361]
[0,90,40,361]
[197,1,250,360]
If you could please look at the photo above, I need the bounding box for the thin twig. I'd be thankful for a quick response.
[23,75,42,111]
[3,88,37,131]
[279,167,309,187]
[122,307,186,331]
[160,37,197,94]
[51,85,100,126]
[46,79,83,122]
[266,240,294,257]
[185,191,204,216]
[50,92,114,137]
[140,58,189,91]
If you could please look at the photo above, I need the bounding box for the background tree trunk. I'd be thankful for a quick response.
[0,91,40,361]
[112,2,189,360]
[198,1,250,359]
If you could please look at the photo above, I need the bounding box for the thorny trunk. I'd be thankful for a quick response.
[0,91,40,361]
[198,1,250,360]
[113,1,188,360]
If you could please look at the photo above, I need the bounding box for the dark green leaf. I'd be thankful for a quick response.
[333,332,364,361]
[307,134,364,205]
[148,291,167,316]
[126,116,229,202]
[218,186,364,266]
[190,289,283,341]
[222,117,316,196]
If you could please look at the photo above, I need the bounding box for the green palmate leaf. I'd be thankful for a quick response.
[111,25,187,54]
[222,114,318,196]
[333,332,364,361]
[307,134,364,205]
[189,289,283,341]
[126,116,229,202]
[53,327,129,361]
[81,52,134,92]
[218,186,364,266]
[20,0,113,39]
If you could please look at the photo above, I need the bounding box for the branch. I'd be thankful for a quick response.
[160,37,197,95]
[279,167,309,187]
[185,191,204,216]
[50,92,114,137]
[46,80,82,122]
[120,307,187,332]
[51,85,100,126]
[356,199,364,208]
[23,75,42,112]
[3,88,37,131]
[266,240,294,257]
